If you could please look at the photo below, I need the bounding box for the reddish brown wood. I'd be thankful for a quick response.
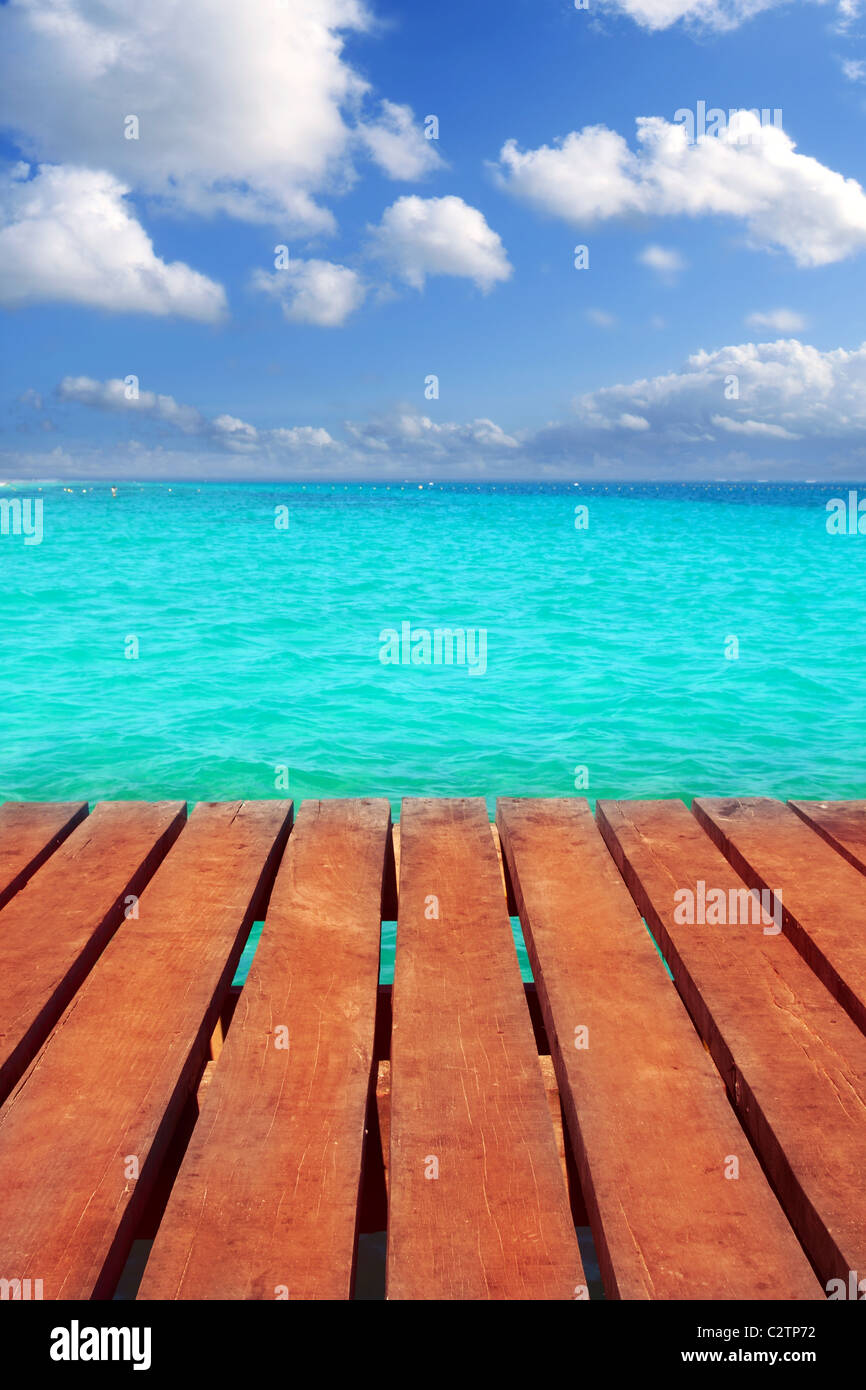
[387,798,585,1300]
[694,797,866,1037]
[597,797,866,1290]
[138,799,390,1300]
[0,801,89,910]
[0,800,292,1299]
[0,800,187,1103]
[789,799,866,878]
[496,797,821,1300]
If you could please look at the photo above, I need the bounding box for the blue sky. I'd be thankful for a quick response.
[1,0,866,479]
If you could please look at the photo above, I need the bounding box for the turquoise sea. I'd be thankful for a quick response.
[2,479,865,809]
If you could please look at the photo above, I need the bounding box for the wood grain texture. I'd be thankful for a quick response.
[138,799,390,1301]
[0,800,292,1299]
[0,800,187,1103]
[597,797,866,1290]
[497,797,821,1300]
[789,799,866,878]
[694,796,866,1037]
[0,801,89,911]
[387,798,585,1300]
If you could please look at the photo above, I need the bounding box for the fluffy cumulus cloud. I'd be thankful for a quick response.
[368,195,512,290]
[358,101,443,180]
[252,257,366,327]
[566,339,866,443]
[495,114,866,266]
[0,0,444,322]
[0,164,226,321]
[0,0,436,233]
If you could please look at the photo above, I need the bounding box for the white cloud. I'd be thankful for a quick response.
[345,411,519,455]
[58,376,334,454]
[596,0,853,33]
[596,0,779,29]
[368,195,512,290]
[252,257,366,326]
[836,0,863,31]
[571,339,866,441]
[841,59,866,82]
[59,376,204,431]
[711,414,801,438]
[746,308,806,332]
[586,308,617,327]
[358,101,443,180]
[495,114,866,266]
[638,244,687,276]
[0,0,436,234]
[44,341,866,479]
[271,426,335,448]
[0,164,226,321]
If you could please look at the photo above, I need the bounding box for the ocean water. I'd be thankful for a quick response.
[2,479,865,810]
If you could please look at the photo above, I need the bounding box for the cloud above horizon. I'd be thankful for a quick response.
[495,114,866,266]
[39,339,866,479]
[57,376,334,454]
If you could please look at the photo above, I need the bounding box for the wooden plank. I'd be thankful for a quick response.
[389,821,517,916]
[789,799,866,878]
[694,797,866,1037]
[597,797,866,1289]
[0,799,292,1299]
[0,801,89,910]
[138,799,390,1301]
[497,797,821,1300]
[377,1054,569,1201]
[0,800,187,1103]
[387,798,585,1300]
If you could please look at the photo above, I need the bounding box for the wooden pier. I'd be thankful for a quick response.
[0,794,864,1301]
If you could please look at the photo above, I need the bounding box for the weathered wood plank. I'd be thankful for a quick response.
[497,797,821,1300]
[0,800,187,1103]
[387,798,585,1300]
[597,797,866,1290]
[138,799,390,1301]
[0,800,292,1299]
[0,801,89,911]
[390,822,516,915]
[789,799,866,878]
[694,797,866,1037]
[376,1054,569,1201]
